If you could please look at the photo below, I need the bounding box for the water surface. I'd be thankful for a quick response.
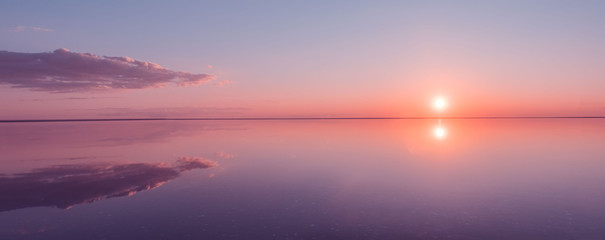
[1,119,605,239]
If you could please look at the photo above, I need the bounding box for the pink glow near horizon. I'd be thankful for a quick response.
[1,2,604,119]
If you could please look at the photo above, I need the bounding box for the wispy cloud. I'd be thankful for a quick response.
[9,25,53,32]
[92,106,248,118]
[18,96,121,102]
[213,79,233,87]
[0,49,215,92]
[215,151,235,159]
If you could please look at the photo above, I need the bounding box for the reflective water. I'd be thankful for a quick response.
[1,119,605,239]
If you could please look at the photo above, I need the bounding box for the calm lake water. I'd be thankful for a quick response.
[1,119,605,239]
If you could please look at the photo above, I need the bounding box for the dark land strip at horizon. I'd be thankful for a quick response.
[1,116,605,123]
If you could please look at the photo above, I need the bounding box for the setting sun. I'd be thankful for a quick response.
[433,96,448,112]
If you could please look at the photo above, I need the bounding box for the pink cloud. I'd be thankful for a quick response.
[30,26,53,32]
[213,79,233,87]
[0,49,215,92]
[9,26,53,32]
[215,151,235,159]
[10,26,26,32]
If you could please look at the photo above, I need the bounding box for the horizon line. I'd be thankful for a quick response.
[2,116,605,123]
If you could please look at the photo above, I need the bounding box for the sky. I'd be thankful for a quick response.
[1,0,604,119]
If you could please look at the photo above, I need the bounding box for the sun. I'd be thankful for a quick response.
[433,96,448,112]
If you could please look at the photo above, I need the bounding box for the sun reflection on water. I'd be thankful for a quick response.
[433,120,447,140]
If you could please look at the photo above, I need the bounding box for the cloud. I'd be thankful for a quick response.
[0,156,217,212]
[30,26,53,32]
[213,80,233,87]
[215,151,235,159]
[9,26,53,32]
[91,106,248,118]
[19,96,121,102]
[9,26,25,32]
[0,49,215,92]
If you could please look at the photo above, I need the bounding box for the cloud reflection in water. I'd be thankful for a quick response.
[0,156,217,212]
